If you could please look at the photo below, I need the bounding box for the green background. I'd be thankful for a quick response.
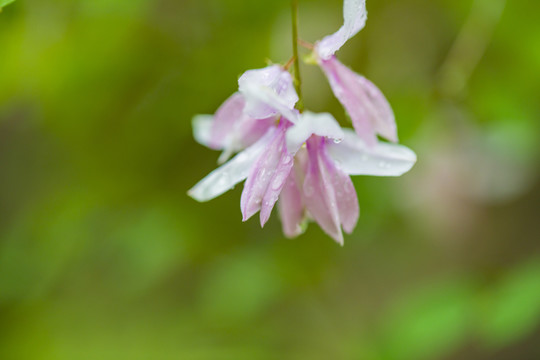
[1,0,539,359]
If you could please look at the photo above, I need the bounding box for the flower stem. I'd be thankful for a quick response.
[291,0,304,112]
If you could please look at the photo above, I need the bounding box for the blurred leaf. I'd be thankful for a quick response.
[0,0,15,9]
[110,205,188,294]
[378,278,475,360]
[477,259,540,348]
[198,249,283,324]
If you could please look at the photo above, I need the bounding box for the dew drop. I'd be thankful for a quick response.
[271,173,287,190]
[282,155,292,164]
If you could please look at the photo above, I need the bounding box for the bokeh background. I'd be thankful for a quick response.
[1,0,539,359]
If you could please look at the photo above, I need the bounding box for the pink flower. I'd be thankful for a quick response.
[315,0,397,146]
[193,93,275,163]
[278,112,415,244]
[240,112,344,228]
[188,0,417,244]
[188,64,303,208]
[238,65,299,122]
[192,65,299,163]
[189,110,416,245]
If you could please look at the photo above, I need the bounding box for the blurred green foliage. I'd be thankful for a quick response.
[1,0,539,359]
[0,0,15,9]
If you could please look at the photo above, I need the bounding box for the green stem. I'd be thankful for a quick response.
[291,0,304,112]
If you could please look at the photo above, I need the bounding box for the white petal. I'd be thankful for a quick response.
[192,114,214,148]
[238,65,299,122]
[327,129,416,176]
[286,111,344,154]
[317,0,367,60]
[188,129,276,202]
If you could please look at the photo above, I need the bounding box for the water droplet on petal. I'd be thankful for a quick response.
[282,155,292,164]
[271,172,288,190]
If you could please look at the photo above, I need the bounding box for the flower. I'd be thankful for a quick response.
[192,93,275,164]
[188,0,417,245]
[238,65,299,122]
[189,109,416,245]
[279,112,415,244]
[314,0,397,146]
[192,65,299,163]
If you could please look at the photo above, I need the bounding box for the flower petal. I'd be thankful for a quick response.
[316,0,367,60]
[188,128,276,202]
[238,65,299,122]
[218,115,276,164]
[303,137,344,245]
[210,93,246,149]
[278,170,305,238]
[327,129,417,176]
[286,111,344,154]
[192,114,214,148]
[240,122,294,224]
[320,57,397,146]
[193,93,276,164]
[320,148,359,233]
[259,145,295,227]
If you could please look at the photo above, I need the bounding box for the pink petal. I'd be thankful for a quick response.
[278,170,305,238]
[210,93,246,149]
[316,0,367,60]
[319,57,397,146]
[238,65,299,122]
[303,136,359,244]
[259,149,295,227]
[188,128,276,202]
[236,116,276,149]
[303,137,343,244]
[218,113,276,164]
[194,93,276,164]
[240,121,294,225]
[320,146,359,233]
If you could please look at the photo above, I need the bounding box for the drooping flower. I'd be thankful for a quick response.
[240,112,345,227]
[279,112,415,244]
[314,0,397,146]
[193,93,276,163]
[192,65,300,163]
[238,65,300,122]
[188,64,302,204]
[188,0,417,245]
[189,109,416,244]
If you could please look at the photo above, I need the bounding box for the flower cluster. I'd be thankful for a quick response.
[188,0,416,245]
